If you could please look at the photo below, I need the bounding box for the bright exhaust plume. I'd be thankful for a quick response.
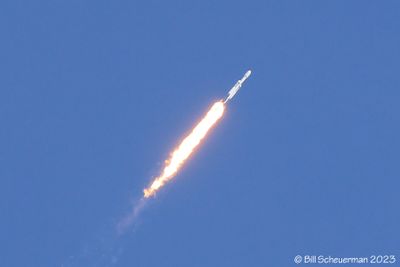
[144,101,225,198]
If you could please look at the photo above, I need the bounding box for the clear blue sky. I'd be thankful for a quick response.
[1,1,399,266]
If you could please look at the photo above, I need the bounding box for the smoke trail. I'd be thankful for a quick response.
[144,101,225,198]
[116,198,146,235]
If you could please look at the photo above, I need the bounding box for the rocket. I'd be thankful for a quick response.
[224,70,252,103]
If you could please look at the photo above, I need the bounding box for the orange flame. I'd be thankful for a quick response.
[144,101,225,198]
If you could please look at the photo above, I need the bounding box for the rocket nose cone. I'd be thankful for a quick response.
[246,70,252,77]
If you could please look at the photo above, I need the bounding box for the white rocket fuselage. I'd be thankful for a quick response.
[224,70,251,103]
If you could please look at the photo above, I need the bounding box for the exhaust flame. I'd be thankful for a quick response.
[144,101,225,198]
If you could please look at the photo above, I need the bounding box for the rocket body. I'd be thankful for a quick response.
[224,70,251,103]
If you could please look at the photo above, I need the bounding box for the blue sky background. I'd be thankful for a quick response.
[1,1,399,266]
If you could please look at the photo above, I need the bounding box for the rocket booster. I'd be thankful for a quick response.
[224,70,251,103]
